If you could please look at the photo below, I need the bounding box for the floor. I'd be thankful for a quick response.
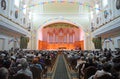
[53,55,69,79]
[45,54,80,79]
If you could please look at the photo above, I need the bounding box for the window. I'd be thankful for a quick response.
[95,4,99,14]
[90,11,93,20]
[102,0,108,8]
[29,12,32,20]
[23,5,27,14]
[0,38,4,50]
[117,39,120,48]
[15,0,20,7]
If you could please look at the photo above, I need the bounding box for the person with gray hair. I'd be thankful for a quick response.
[0,67,9,79]
[17,58,33,79]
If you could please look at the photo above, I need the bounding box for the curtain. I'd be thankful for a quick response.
[92,37,102,49]
[20,36,29,49]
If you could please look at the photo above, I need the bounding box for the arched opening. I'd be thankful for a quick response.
[38,22,85,50]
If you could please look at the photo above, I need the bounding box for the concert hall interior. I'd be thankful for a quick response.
[0,0,120,79]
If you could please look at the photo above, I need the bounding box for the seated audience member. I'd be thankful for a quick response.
[0,55,4,67]
[84,66,97,79]
[16,54,23,64]
[17,58,33,79]
[13,73,31,79]
[77,57,86,78]
[76,57,86,69]
[113,63,120,79]
[85,58,97,68]
[94,62,112,79]
[80,57,97,76]
[0,67,9,79]
[96,74,113,79]
[10,56,16,67]
[3,57,11,69]
[32,59,43,70]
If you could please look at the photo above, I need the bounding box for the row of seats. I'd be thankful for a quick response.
[0,49,58,79]
[64,49,120,79]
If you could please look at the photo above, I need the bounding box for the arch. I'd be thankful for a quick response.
[37,21,85,50]
[37,18,85,31]
[43,22,79,29]
[37,19,85,41]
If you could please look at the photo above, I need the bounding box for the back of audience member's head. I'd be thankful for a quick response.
[81,56,84,60]
[3,58,11,69]
[113,63,120,72]
[0,67,9,79]
[18,54,23,58]
[32,59,38,64]
[88,58,93,64]
[97,74,113,79]
[112,56,120,63]
[103,62,112,72]
[14,73,31,79]
[20,58,28,70]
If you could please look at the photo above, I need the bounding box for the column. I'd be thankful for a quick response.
[73,34,74,43]
[53,34,55,43]
[47,33,49,43]
[67,34,69,43]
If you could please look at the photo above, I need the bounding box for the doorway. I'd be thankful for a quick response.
[0,38,5,50]
[117,39,120,48]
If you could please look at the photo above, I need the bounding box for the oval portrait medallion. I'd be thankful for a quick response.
[1,0,6,10]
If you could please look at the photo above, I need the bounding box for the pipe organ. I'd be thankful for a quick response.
[47,28,75,43]
[38,23,84,50]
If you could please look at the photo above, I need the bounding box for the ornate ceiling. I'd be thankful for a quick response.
[28,0,96,32]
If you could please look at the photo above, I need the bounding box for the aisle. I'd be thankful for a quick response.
[53,54,70,79]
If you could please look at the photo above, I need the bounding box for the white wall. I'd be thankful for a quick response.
[0,34,20,51]
[0,38,5,50]
[0,34,9,50]
[113,36,120,49]
[102,36,120,51]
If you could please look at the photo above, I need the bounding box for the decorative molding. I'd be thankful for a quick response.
[0,15,30,36]
[92,16,120,37]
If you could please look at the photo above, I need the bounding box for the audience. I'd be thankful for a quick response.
[0,49,58,79]
[94,62,112,79]
[17,58,33,79]
[0,67,9,79]
[64,48,120,79]
[0,48,120,79]
[13,73,31,79]
[96,74,113,79]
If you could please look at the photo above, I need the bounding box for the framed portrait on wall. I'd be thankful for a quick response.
[15,10,18,19]
[96,17,99,24]
[1,0,6,10]
[116,0,120,10]
[104,10,108,18]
